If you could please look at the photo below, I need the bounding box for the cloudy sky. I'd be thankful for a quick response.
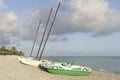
[0,0,120,56]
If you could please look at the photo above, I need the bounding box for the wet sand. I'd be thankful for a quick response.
[0,55,120,80]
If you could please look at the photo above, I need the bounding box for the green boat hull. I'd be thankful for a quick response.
[47,69,91,76]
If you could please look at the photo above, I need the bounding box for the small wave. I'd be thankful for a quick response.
[99,69,106,72]
[99,69,120,75]
[91,67,106,72]
[95,68,107,72]
[95,68,120,75]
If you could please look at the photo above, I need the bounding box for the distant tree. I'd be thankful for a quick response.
[11,46,17,51]
[11,46,18,55]
[0,46,24,56]
[19,51,24,56]
[0,46,6,51]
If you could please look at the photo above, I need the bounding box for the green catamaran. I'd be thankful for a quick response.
[44,62,91,76]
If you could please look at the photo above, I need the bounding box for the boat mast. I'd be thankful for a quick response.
[36,7,53,59]
[38,2,61,61]
[29,19,41,57]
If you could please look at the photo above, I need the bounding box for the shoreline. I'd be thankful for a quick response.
[0,55,120,80]
[92,69,120,76]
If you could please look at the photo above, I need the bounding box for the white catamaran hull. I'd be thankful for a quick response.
[18,57,42,67]
[18,57,52,67]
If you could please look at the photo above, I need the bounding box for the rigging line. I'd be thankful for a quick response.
[29,20,41,57]
[38,2,61,61]
[36,7,53,59]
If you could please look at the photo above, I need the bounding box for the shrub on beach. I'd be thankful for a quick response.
[0,46,24,56]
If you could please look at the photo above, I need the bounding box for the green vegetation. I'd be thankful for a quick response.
[0,46,24,56]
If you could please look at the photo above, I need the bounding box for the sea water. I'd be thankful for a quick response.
[43,56,120,75]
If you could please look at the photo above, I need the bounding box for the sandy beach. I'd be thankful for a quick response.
[0,55,120,80]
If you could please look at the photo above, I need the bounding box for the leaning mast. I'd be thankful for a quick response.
[38,2,61,61]
[36,7,53,59]
[30,19,41,57]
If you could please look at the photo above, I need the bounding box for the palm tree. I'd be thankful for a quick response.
[0,46,6,51]
[11,46,18,55]
[19,51,24,56]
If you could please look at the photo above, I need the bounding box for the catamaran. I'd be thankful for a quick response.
[18,2,59,67]
[18,56,52,67]
[46,62,91,76]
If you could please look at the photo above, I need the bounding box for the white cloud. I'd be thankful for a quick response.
[22,0,120,41]
[0,11,19,45]
[0,12,18,33]
[53,0,120,35]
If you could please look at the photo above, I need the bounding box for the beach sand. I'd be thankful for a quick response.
[0,55,120,80]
